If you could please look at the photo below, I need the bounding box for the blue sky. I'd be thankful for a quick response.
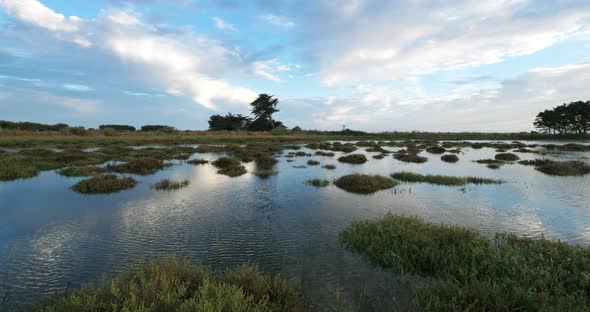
[1,0,590,131]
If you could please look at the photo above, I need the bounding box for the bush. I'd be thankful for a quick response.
[322,164,336,170]
[440,154,459,163]
[71,174,137,194]
[255,155,278,170]
[29,258,303,311]
[334,174,397,194]
[187,159,209,165]
[337,154,367,164]
[212,157,242,169]
[495,153,520,161]
[270,126,291,135]
[426,146,446,154]
[307,160,320,166]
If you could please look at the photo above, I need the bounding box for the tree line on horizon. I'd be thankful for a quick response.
[534,101,590,135]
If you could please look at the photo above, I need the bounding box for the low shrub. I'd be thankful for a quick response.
[254,170,279,178]
[58,166,108,177]
[495,153,520,161]
[108,158,165,175]
[394,153,428,163]
[440,154,459,163]
[338,154,367,164]
[334,174,397,194]
[187,158,209,165]
[322,164,336,170]
[305,179,331,187]
[307,160,320,166]
[71,174,137,194]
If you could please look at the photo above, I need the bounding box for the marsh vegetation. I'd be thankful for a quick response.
[29,258,303,311]
[305,179,331,187]
[71,174,138,194]
[391,172,503,186]
[340,213,590,311]
[152,179,190,191]
[334,174,397,194]
[337,154,368,164]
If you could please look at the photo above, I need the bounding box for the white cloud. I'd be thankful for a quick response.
[300,0,590,86]
[263,14,295,28]
[301,61,590,131]
[213,17,236,31]
[0,0,91,47]
[63,84,93,92]
[251,59,291,81]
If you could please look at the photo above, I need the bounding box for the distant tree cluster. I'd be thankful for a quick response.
[534,101,590,135]
[0,120,69,131]
[140,125,177,132]
[99,124,136,132]
[208,94,284,131]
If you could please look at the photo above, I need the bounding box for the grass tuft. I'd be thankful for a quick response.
[305,179,331,187]
[440,154,459,163]
[426,146,446,154]
[71,174,137,194]
[0,155,40,181]
[152,179,190,191]
[391,172,502,186]
[108,158,165,175]
[334,174,397,194]
[307,160,320,166]
[394,153,428,163]
[337,154,368,164]
[495,153,520,161]
[322,164,336,170]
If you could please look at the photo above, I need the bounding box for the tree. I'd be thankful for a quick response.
[249,94,279,130]
[208,113,251,131]
[99,125,136,131]
[534,101,590,135]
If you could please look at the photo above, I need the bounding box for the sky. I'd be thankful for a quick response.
[0,0,590,132]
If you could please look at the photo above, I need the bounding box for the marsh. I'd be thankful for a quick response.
[1,140,589,310]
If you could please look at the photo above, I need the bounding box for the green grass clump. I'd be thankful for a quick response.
[487,164,501,169]
[391,172,502,186]
[337,154,367,164]
[255,155,278,170]
[426,146,446,154]
[322,164,336,170]
[254,170,278,178]
[394,153,428,163]
[305,179,331,187]
[108,158,165,175]
[440,154,459,163]
[212,157,241,169]
[187,158,209,165]
[372,154,385,159]
[0,155,40,181]
[334,174,397,194]
[212,157,247,177]
[307,160,320,166]
[520,159,590,176]
[58,166,108,177]
[152,179,190,191]
[340,213,590,311]
[29,258,303,311]
[71,174,137,194]
[495,153,520,161]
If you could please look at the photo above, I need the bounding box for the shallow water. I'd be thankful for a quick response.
[1,141,589,310]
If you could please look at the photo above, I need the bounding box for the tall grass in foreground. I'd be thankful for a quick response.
[29,258,303,311]
[340,213,590,311]
[391,172,502,186]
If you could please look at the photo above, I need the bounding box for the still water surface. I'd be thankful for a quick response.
[1,141,589,310]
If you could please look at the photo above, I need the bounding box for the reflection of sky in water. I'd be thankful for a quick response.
[1,143,589,309]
